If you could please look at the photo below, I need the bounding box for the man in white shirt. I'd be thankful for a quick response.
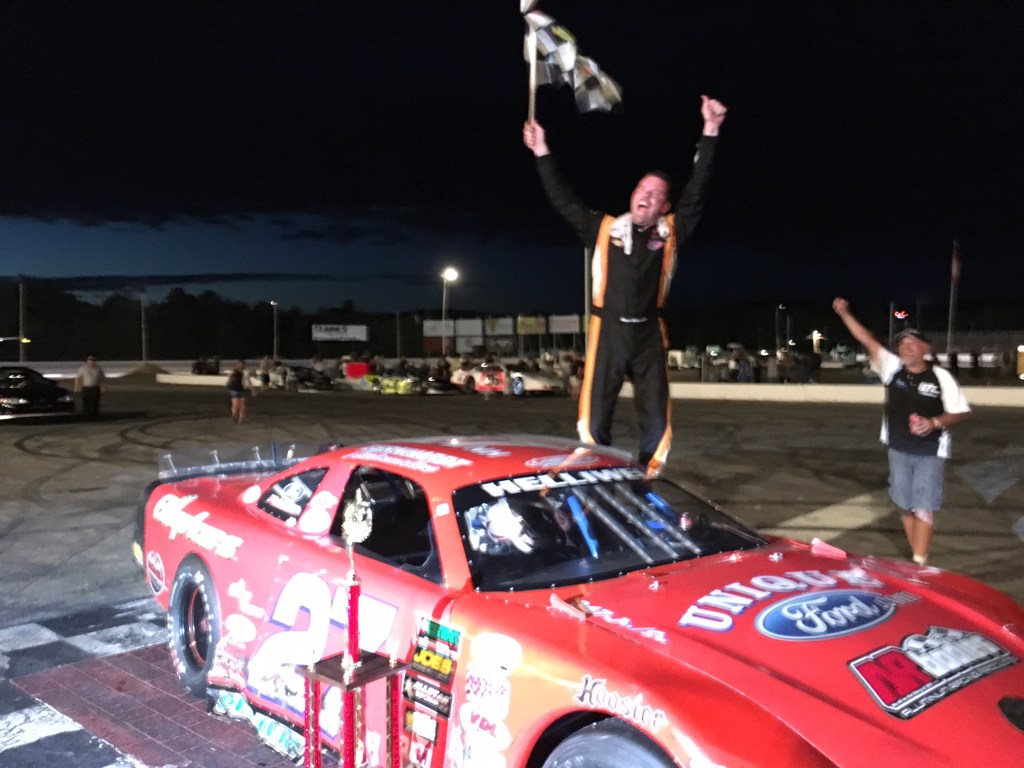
[833,298,970,565]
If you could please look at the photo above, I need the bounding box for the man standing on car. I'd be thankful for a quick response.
[522,95,727,476]
[74,355,106,420]
[832,298,970,566]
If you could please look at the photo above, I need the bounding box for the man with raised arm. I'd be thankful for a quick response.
[832,297,970,565]
[522,96,727,476]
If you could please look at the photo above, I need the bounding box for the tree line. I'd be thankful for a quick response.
[2,280,1021,363]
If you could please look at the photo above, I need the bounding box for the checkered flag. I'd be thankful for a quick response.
[522,4,622,117]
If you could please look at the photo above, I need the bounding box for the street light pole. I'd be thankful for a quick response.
[19,281,27,363]
[440,267,458,357]
[270,301,279,360]
[140,290,149,363]
[774,304,785,356]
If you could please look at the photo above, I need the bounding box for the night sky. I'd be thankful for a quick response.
[2,1,1022,318]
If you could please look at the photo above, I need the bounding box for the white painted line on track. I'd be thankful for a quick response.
[761,489,892,542]
[0,703,79,751]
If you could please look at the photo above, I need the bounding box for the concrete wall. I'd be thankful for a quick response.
[20,360,1024,406]
[155,373,1024,407]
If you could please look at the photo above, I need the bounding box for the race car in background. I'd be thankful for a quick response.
[0,365,76,419]
[134,435,1024,768]
[454,362,567,396]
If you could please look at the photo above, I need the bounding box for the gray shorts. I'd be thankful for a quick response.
[888,449,945,513]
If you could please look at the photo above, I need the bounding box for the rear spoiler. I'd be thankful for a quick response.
[156,441,335,482]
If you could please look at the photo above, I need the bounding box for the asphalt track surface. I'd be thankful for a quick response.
[2,379,1023,630]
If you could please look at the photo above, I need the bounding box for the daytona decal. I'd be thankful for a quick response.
[481,467,645,498]
[152,493,244,559]
[678,568,888,632]
[850,627,1017,719]
[574,675,667,731]
[755,590,895,640]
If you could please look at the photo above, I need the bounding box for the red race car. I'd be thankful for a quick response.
[133,436,1024,767]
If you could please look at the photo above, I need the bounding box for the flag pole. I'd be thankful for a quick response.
[946,239,961,358]
[527,27,538,122]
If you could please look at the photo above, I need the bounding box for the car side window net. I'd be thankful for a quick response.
[453,473,765,591]
[336,466,440,583]
[258,467,329,522]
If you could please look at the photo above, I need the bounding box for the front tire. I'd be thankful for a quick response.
[512,377,526,396]
[542,719,673,768]
[168,557,221,697]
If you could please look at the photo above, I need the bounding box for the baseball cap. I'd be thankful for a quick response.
[894,328,930,345]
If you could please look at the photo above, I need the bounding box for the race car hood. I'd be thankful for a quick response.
[557,540,1024,764]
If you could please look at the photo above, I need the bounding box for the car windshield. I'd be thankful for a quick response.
[452,469,766,591]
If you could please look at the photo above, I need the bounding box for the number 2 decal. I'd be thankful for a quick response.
[246,572,398,706]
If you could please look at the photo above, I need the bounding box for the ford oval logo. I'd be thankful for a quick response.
[755,590,895,641]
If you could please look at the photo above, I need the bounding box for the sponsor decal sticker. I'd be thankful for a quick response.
[409,739,433,768]
[348,445,473,473]
[404,675,453,718]
[678,568,891,632]
[458,702,513,751]
[146,550,166,594]
[481,467,645,498]
[411,646,456,685]
[850,626,1017,719]
[228,578,266,619]
[419,617,462,652]
[463,445,511,458]
[579,600,668,644]
[524,453,601,470]
[755,590,896,641]
[574,675,667,731]
[152,493,244,559]
[405,706,439,743]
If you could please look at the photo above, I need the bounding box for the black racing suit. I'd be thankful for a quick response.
[536,136,718,474]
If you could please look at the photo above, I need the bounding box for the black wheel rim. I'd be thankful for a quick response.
[180,583,211,669]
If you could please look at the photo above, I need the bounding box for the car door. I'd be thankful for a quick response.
[246,463,459,766]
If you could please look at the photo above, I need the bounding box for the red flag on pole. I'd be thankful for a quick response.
[951,239,962,285]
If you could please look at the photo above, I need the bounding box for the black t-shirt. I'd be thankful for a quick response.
[885,365,945,455]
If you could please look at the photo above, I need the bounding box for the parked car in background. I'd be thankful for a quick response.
[475,362,568,396]
[190,357,221,375]
[289,365,335,391]
[449,361,483,394]
[367,371,425,396]
[0,365,75,419]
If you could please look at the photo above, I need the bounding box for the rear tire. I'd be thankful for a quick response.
[463,376,475,394]
[168,557,221,697]
[512,377,526,396]
[541,719,673,768]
